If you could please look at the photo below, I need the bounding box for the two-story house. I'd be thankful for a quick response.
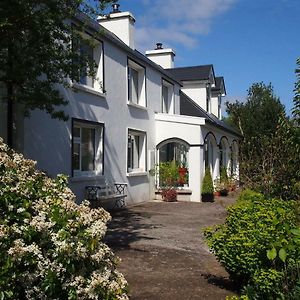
[0,4,240,205]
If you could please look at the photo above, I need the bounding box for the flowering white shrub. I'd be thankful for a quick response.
[0,138,128,299]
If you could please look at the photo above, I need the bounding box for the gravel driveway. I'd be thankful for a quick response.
[105,195,239,300]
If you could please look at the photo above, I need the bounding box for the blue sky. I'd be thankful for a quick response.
[104,0,299,114]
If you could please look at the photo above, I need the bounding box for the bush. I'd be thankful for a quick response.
[201,168,214,194]
[0,139,128,299]
[204,189,300,299]
[157,161,179,188]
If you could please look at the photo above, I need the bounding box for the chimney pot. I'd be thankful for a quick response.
[111,4,120,13]
[155,43,163,50]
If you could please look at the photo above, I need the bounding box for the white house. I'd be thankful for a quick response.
[0,5,241,206]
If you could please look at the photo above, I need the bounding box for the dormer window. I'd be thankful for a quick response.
[161,79,174,114]
[127,59,146,107]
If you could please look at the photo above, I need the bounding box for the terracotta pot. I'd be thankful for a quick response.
[214,191,221,197]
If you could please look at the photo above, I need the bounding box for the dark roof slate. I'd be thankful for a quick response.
[180,91,242,137]
[166,65,214,82]
[212,76,226,94]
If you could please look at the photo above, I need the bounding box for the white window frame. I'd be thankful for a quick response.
[127,129,146,174]
[161,79,174,114]
[72,119,104,177]
[73,31,105,94]
[127,59,146,107]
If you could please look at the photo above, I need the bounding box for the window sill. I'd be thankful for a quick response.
[126,171,148,177]
[70,175,104,182]
[72,83,106,98]
[127,102,148,111]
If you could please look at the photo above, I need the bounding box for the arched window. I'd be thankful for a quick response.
[157,139,189,186]
[230,141,239,177]
[219,138,229,171]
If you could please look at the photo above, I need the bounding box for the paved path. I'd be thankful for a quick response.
[105,194,239,300]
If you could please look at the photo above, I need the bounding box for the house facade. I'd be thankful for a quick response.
[0,5,240,206]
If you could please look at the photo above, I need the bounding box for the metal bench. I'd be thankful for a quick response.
[86,179,127,209]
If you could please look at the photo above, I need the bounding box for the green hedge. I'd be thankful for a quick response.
[0,139,128,299]
[204,189,300,299]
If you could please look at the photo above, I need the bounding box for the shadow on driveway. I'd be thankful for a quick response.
[105,196,239,300]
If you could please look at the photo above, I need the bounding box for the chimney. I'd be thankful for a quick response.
[145,43,176,69]
[97,4,135,49]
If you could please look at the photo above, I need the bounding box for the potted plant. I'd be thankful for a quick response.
[201,168,214,202]
[178,163,188,187]
[219,166,229,196]
[214,178,221,196]
[152,161,178,202]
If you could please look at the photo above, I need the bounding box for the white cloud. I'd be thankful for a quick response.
[134,0,237,51]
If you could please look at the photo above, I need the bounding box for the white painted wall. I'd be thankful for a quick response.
[98,12,135,49]
[155,114,205,201]
[22,35,181,206]
[145,49,175,69]
[182,82,207,111]
[211,95,222,119]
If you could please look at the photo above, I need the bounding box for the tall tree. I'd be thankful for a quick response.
[0,0,115,148]
[225,82,300,199]
[293,57,300,125]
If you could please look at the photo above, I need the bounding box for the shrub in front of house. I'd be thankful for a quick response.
[0,138,128,300]
[204,189,300,299]
[201,168,214,202]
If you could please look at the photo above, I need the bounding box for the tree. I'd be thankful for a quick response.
[0,0,116,148]
[293,57,300,125]
[226,82,299,199]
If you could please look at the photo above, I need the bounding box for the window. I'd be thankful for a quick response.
[73,33,104,93]
[72,120,104,177]
[161,79,174,113]
[128,59,146,106]
[127,129,146,173]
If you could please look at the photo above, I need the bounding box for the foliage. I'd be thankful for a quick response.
[220,166,229,184]
[0,138,128,299]
[157,162,179,188]
[293,57,300,125]
[161,188,177,202]
[204,189,300,299]
[225,82,300,200]
[201,168,214,195]
[0,0,115,146]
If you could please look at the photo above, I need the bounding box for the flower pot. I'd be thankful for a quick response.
[214,191,221,197]
[201,193,214,202]
[220,189,229,196]
[161,188,177,202]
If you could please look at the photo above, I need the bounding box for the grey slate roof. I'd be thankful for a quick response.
[166,65,214,82]
[212,76,226,94]
[180,91,242,137]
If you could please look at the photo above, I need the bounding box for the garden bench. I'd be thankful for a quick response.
[85,178,127,209]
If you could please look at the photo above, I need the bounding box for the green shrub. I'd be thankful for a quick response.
[157,161,179,188]
[202,168,214,194]
[0,139,128,299]
[220,166,229,184]
[204,189,300,299]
